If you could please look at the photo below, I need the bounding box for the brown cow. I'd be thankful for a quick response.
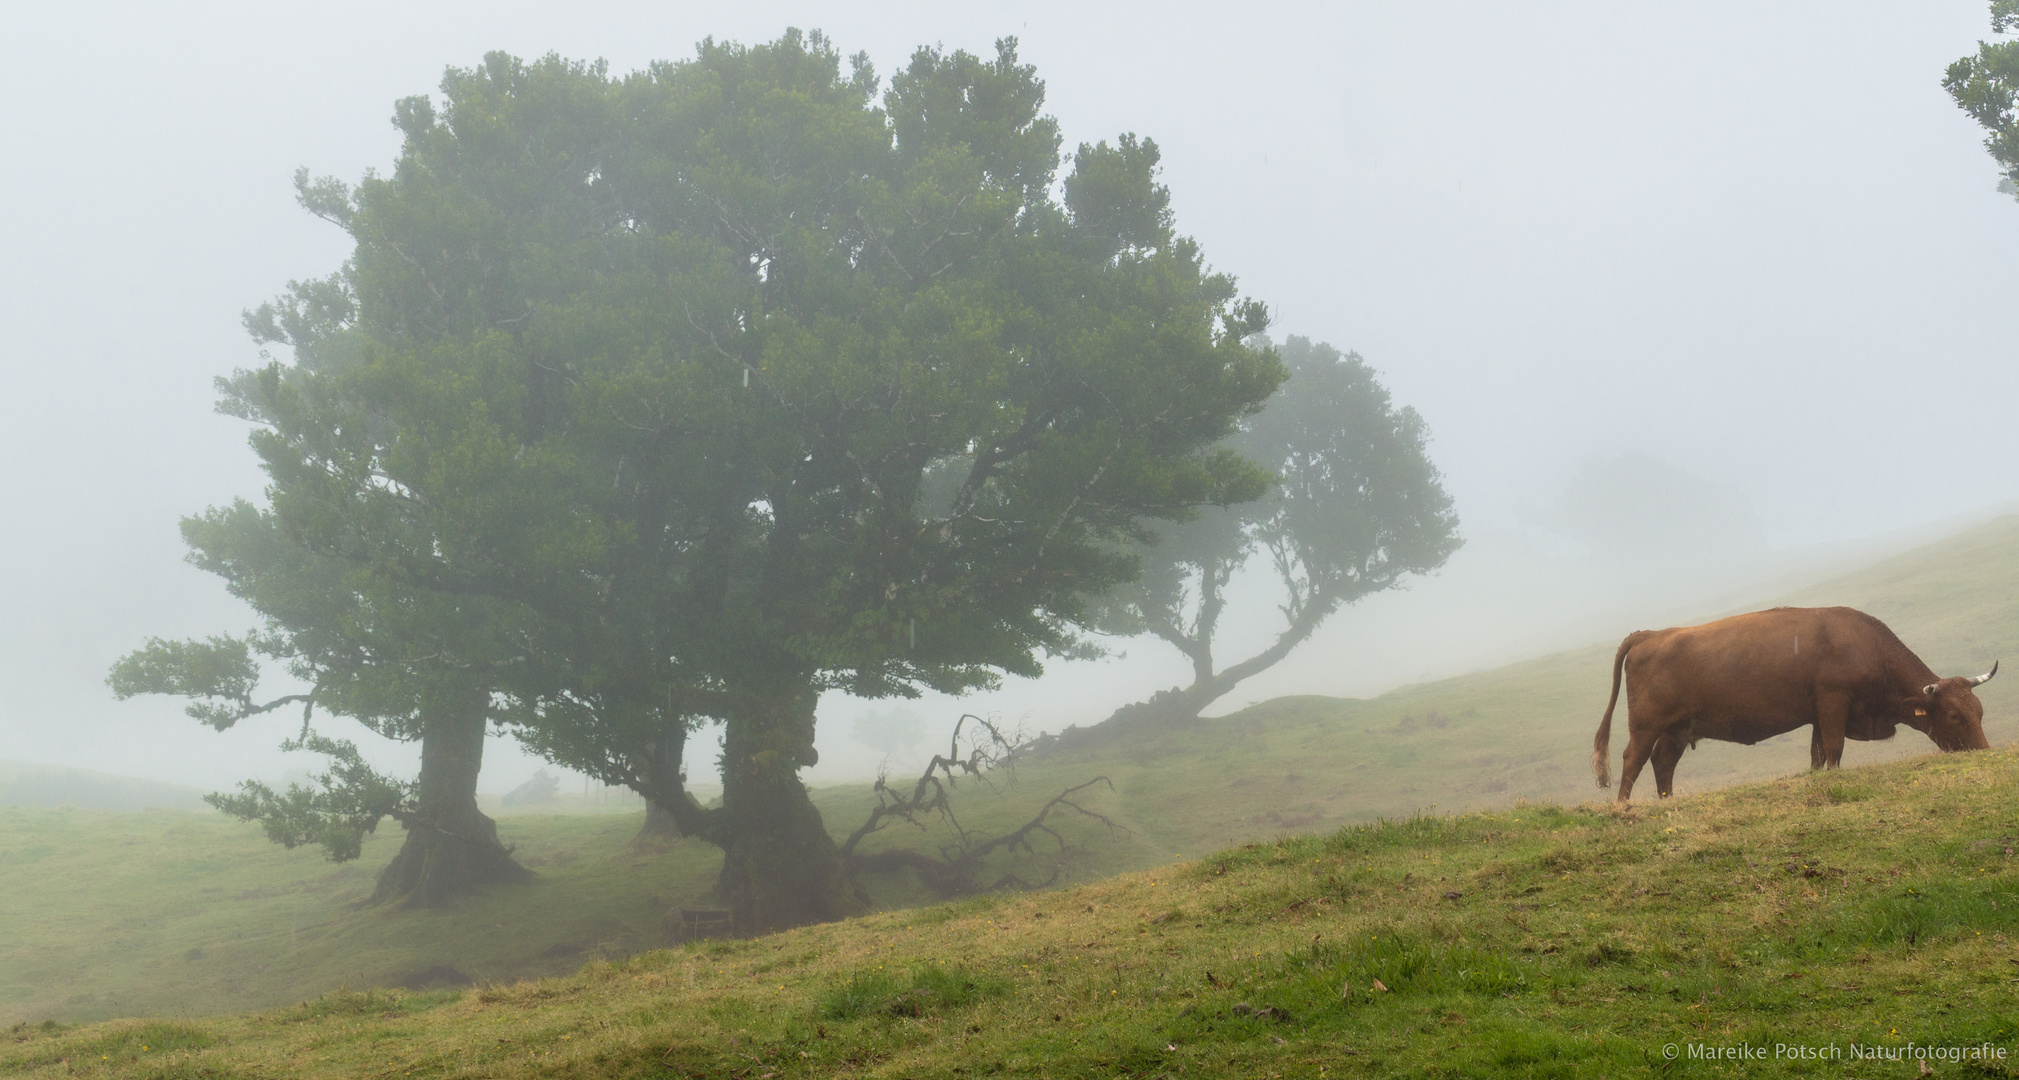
[1592,606,1994,801]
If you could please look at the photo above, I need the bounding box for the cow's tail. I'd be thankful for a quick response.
[1593,631,1654,789]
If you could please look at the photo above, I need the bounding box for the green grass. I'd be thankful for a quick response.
[8,747,2018,1078]
[0,806,725,1026]
[5,514,2019,1034]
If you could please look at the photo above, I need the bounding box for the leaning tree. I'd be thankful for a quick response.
[1093,335,1460,727]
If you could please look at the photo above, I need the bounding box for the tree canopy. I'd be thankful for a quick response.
[114,32,1285,932]
[1946,1,2019,196]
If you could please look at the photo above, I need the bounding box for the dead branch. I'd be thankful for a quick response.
[840,715,1129,897]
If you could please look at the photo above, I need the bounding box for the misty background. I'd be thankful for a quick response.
[5,0,2015,797]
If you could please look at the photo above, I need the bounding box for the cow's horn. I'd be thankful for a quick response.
[1969,660,1999,687]
[1923,682,1940,696]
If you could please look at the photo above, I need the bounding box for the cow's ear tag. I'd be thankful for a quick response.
[1914,708,1927,716]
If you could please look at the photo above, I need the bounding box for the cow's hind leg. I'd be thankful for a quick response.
[1651,732,1688,798]
[1616,729,1660,802]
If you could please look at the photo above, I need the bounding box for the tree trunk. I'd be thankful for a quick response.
[1092,681,1220,733]
[371,691,530,908]
[715,681,866,935]
[1093,597,1333,735]
[634,720,689,842]
[638,798,685,839]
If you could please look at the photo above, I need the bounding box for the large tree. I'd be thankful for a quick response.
[1093,336,1459,727]
[555,35,1280,933]
[103,54,630,906]
[120,34,1283,934]
[1946,1,2019,195]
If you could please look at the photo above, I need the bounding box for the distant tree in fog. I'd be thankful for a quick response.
[1533,453,1765,561]
[1094,336,1460,726]
[852,707,929,760]
[1945,1,2019,198]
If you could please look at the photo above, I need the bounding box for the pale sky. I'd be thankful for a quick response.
[4,0,2015,792]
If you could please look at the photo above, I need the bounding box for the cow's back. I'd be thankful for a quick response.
[1624,607,1897,740]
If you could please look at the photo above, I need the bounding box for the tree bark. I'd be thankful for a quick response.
[639,798,685,840]
[370,690,530,908]
[715,681,866,935]
[634,720,689,842]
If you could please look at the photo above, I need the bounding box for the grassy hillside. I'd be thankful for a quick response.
[4,514,2016,1029]
[0,761,206,813]
[9,745,2018,1078]
[0,807,711,1026]
[1093,510,2019,835]
[870,512,2019,871]
[0,781,1013,1029]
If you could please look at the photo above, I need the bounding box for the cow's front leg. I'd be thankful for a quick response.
[1809,725,1826,769]
[1814,692,1852,769]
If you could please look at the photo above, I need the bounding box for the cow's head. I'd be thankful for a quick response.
[1906,662,1996,751]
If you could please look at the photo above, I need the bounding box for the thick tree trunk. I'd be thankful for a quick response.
[371,691,530,908]
[638,798,685,839]
[715,682,866,935]
[634,721,688,842]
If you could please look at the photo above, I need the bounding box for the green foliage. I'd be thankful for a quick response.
[203,735,415,862]
[105,636,271,731]
[1945,2,2019,197]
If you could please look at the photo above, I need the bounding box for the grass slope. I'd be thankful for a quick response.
[8,746,2018,1078]
[0,762,206,813]
[0,807,724,1026]
[5,514,2017,1028]
[855,513,2019,880]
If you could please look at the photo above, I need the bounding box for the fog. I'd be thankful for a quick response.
[4,0,2015,796]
